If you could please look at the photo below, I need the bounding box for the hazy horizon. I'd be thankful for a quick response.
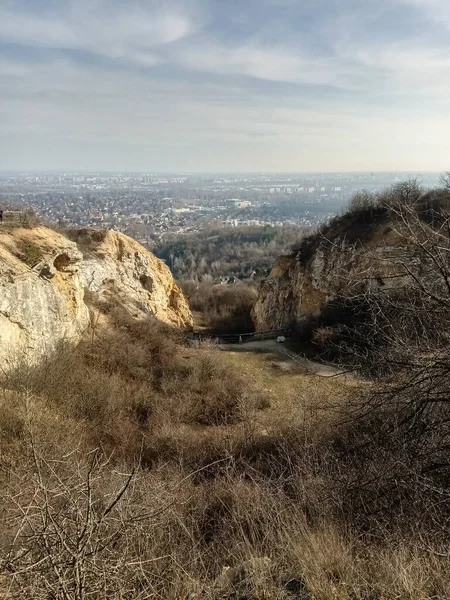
[0,169,444,176]
[1,0,450,172]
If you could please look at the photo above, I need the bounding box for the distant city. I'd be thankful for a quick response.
[0,171,441,248]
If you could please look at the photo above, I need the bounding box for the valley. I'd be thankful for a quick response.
[1,178,449,599]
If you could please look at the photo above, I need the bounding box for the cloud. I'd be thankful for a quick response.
[170,39,389,93]
[0,0,202,60]
[1,0,450,171]
[401,0,450,28]
[0,57,32,77]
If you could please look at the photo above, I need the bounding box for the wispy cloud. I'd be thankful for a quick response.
[0,0,449,170]
[0,1,203,60]
[401,0,450,29]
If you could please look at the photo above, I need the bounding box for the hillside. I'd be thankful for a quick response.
[2,312,448,599]
[1,183,450,599]
[253,182,449,342]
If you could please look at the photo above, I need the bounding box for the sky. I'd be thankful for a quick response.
[1,0,450,172]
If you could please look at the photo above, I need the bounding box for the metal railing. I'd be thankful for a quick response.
[191,327,292,345]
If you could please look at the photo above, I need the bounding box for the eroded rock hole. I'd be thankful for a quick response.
[53,253,71,271]
[139,274,154,292]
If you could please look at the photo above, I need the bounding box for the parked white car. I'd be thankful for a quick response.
[276,336,286,343]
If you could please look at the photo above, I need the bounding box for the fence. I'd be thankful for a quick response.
[191,327,293,345]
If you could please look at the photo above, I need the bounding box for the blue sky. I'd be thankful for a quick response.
[1,0,450,171]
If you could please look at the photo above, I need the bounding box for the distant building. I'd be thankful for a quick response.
[229,199,252,208]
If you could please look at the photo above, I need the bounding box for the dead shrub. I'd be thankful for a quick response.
[1,314,265,466]
[187,282,257,334]
[312,326,335,346]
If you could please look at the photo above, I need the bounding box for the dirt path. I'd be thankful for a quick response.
[221,338,350,378]
[222,346,355,430]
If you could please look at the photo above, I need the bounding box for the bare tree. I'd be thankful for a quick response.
[328,187,450,510]
[439,171,450,191]
[1,401,175,600]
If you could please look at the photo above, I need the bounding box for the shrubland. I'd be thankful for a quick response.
[1,179,450,599]
[182,281,258,334]
[294,177,450,534]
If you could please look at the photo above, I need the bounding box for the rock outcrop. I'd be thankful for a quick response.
[0,226,192,364]
[252,209,412,331]
[66,229,192,328]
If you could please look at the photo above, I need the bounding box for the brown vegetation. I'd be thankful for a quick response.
[1,179,450,598]
[294,178,450,533]
[0,311,448,598]
[182,281,258,334]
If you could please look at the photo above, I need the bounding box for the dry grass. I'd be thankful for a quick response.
[0,313,449,599]
[224,349,352,435]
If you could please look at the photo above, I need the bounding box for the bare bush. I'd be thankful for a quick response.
[185,281,258,334]
[347,189,379,212]
[1,312,260,464]
[305,183,450,530]
[440,171,450,191]
[4,449,137,599]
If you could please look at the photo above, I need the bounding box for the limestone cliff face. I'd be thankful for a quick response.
[66,229,192,328]
[0,226,192,363]
[0,227,90,364]
[252,214,411,331]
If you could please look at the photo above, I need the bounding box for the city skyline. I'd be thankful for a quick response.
[1,0,450,172]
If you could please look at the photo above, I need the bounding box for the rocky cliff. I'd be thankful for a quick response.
[0,226,192,364]
[252,207,411,331]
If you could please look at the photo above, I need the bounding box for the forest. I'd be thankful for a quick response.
[155,225,305,281]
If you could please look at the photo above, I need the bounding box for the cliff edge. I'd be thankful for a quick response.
[0,226,192,364]
[252,202,414,331]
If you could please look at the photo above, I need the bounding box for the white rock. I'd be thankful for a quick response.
[0,226,193,366]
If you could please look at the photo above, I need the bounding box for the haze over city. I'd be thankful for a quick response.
[1,0,450,172]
